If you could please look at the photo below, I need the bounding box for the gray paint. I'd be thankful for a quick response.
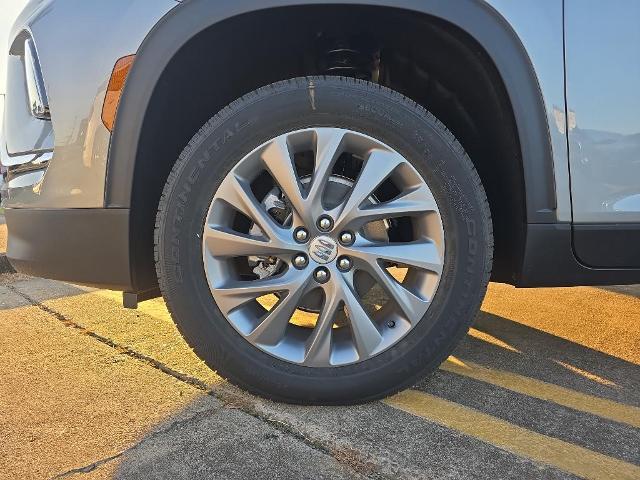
[106,0,558,226]
[1,0,637,226]
[2,0,177,208]
[486,0,570,222]
[4,55,54,154]
[565,0,640,223]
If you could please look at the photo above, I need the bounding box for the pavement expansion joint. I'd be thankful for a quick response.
[219,397,400,480]
[7,284,209,391]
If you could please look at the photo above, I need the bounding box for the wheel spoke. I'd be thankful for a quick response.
[260,136,306,222]
[337,184,438,230]
[335,149,404,229]
[204,225,295,257]
[305,129,347,212]
[247,274,311,346]
[213,268,303,315]
[303,283,342,366]
[339,276,383,359]
[348,239,443,275]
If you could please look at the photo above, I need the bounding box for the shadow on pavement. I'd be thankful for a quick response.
[105,307,640,479]
[0,276,88,310]
[2,275,635,478]
[456,311,640,405]
[599,285,640,300]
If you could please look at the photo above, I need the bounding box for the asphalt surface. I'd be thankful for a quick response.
[0,265,638,479]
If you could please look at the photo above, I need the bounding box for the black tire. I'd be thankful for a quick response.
[155,77,492,405]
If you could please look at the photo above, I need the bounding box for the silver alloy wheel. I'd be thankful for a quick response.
[202,127,444,367]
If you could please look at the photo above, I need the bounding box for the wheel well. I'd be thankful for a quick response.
[127,5,526,292]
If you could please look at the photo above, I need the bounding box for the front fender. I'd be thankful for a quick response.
[107,0,562,224]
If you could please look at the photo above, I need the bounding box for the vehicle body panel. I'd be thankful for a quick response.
[565,0,640,223]
[2,0,176,208]
[3,0,640,291]
[3,0,565,219]
[106,0,560,226]
[485,0,570,222]
[4,55,53,154]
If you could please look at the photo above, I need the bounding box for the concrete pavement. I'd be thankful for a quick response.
[0,274,638,479]
[0,214,15,273]
[0,213,6,249]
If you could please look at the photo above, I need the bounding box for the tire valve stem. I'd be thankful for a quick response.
[387,320,396,329]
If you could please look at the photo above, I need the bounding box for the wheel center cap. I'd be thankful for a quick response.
[309,236,338,264]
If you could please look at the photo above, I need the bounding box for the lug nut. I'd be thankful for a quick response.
[292,254,308,269]
[313,267,330,284]
[317,215,334,232]
[339,231,354,246]
[294,227,309,243]
[337,256,352,272]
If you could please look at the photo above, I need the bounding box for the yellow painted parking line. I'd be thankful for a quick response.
[441,357,640,428]
[385,390,640,480]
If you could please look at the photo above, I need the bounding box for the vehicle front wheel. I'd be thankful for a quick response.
[155,77,492,404]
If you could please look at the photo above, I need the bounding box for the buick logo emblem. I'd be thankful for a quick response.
[309,236,338,264]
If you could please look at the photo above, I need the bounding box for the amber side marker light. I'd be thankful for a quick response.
[101,54,135,131]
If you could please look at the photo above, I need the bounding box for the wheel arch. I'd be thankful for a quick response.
[105,0,555,292]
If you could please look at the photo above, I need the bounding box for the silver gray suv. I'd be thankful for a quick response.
[2,0,639,404]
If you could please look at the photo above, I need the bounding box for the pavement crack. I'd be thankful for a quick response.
[51,452,124,479]
[52,405,226,478]
[212,395,389,479]
[204,389,408,479]
[10,285,400,479]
